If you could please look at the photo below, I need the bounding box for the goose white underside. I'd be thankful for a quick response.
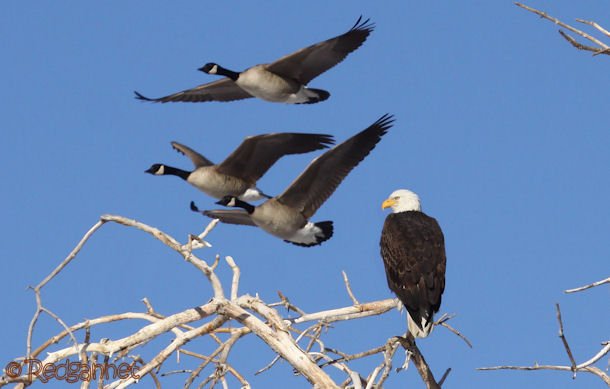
[238,187,268,202]
[279,222,325,245]
[235,66,323,103]
[238,82,318,104]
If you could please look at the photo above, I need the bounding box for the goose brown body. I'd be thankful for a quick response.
[134,17,374,104]
[195,114,395,247]
[146,133,334,201]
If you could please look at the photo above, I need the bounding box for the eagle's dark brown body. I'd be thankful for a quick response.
[380,210,446,337]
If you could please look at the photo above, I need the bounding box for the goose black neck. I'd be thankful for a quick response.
[163,166,191,181]
[215,65,240,81]
[232,198,255,214]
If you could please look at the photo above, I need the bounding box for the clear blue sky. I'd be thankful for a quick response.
[2,1,609,388]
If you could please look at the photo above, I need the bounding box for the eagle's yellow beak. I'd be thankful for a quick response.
[381,198,396,210]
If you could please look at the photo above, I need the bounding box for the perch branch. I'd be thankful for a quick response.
[397,334,441,389]
[289,298,399,325]
[4,213,463,389]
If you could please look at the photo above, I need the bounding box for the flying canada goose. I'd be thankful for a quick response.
[146,133,334,202]
[134,16,374,104]
[380,189,446,338]
[191,114,394,246]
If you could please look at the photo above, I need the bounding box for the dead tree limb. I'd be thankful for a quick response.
[565,276,610,294]
[516,2,610,56]
[0,214,467,388]
[478,303,610,386]
[397,334,442,389]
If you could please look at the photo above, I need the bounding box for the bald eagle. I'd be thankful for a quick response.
[380,189,446,338]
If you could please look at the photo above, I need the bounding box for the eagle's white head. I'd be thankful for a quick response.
[381,189,422,213]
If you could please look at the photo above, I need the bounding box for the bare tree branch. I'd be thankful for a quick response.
[479,301,610,386]
[272,291,307,316]
[478,364,610,386]
[0,214,467,388]
[515,2,610,55]
[435,313,473,349]
[342,270,360,305]
[555,304,577,377]
[219,296,339,388]
[397,334,442,389]
[225,256,240,301]
[565,276,610,293]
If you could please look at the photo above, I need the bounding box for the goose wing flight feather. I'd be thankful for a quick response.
[134,16,373,104]
[171,141,214,167]
[134,78,252,103]
[278,114,394,219]
[267,16,374,84]
[216,133,335,183]
[200,209,256,226]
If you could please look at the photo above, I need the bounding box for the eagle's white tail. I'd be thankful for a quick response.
[407,311,434,338]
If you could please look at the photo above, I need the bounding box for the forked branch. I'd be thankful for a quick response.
[0,215,467,388]
[478,303,610,386]
[516,3,610,56]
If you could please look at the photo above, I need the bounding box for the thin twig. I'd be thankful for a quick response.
[273,291,306,316]
[577,341,610,369]
[40,307,79,354]
[25,219,106,358]
[376,339,401,387]
[309,352,362,389]
[161,369,191,377]
[183,339,227,388]
[255,355,282,376]
[323,345,387,367]
[225,256,240,301]
[304,323,325,354]
[435,314,473,349]
[342,270,360,305]
[438,368,451,386]
[577,19,610,39]
[555,303,577,377]
[132,356,161,389]
[565,276,610,293]
[558,31,607,55]
[478,365,610,386]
